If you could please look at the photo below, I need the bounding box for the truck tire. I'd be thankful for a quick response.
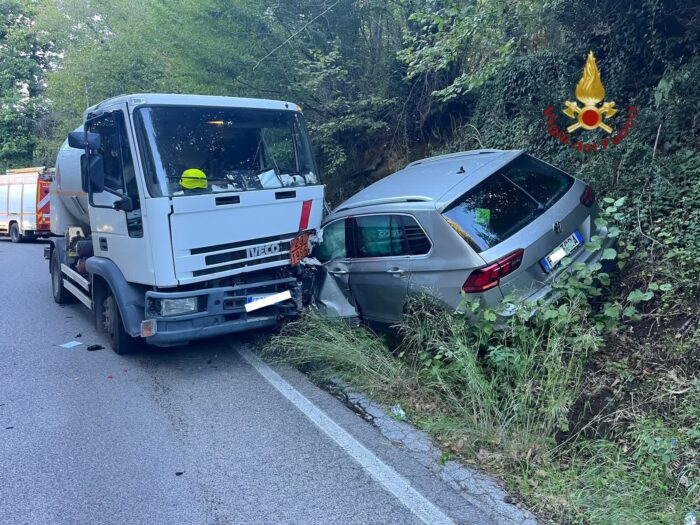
[103,292,135,355]
[51,251,75,304]
[9,223,23,243]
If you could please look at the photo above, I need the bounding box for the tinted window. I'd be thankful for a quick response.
[355,215,407,257]
[316,219,347,262]
[401,216,431,255]
[503,155,573,208]
[442,155,573,252]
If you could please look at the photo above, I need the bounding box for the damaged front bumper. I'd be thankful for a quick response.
[142,276,301,346]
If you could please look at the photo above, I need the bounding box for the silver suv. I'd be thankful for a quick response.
[314,149,615,327]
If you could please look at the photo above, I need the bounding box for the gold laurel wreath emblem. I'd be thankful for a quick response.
[563,51,618,134]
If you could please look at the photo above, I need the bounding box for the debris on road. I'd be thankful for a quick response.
[59,341,82,349]
[175,471,185,476]
[390,404,407,421]
[106,374,113,380]
[86,344,104,351]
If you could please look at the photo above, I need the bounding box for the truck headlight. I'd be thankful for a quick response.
[151,297,199,316]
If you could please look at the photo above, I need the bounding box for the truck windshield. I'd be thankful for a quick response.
[135,106,319,197]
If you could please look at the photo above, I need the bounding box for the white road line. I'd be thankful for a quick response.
[237,347,456,525]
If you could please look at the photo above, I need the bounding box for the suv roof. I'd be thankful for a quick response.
[335,149,523,213]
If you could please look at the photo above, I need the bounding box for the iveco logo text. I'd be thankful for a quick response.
[247,242,281,259]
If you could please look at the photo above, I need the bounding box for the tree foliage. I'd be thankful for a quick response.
[0,0,52,170]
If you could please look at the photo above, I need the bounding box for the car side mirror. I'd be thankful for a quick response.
[88,154,105,193]
[68,131,101,150]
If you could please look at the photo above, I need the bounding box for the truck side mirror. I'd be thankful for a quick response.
[113,195,134,212]
[80,154,88,192]
[68,131,101,150]
[88,154,105,193]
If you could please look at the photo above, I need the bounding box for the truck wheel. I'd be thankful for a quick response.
[9,223,22,243]
[103,292,134,355]
[51,251,75,304]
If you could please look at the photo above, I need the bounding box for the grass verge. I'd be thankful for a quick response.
[266,292,699,524]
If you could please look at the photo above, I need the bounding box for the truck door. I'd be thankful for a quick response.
[86,107,151,284]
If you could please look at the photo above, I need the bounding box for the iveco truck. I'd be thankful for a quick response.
[46,94,324,353]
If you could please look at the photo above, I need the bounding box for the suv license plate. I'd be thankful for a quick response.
[541,230,584,273]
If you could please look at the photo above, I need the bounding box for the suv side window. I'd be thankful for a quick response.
[354,215,408,258]
[401,215,431,255]
[316,219,348,262]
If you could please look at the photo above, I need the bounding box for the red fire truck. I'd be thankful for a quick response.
[0,167,52,242]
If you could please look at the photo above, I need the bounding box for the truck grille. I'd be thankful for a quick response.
[189,232,297,278]
[193,253,289,277]
[190,232,296,255]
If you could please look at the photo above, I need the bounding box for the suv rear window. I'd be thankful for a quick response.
[442,155,574,252]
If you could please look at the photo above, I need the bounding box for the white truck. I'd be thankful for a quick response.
[0,167,52,242]
[46,94,324,353]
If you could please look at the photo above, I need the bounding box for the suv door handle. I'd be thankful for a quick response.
[329,268,348,275]
[387,267,405,275]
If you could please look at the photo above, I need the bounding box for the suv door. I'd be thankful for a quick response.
[348,214,411,325]
[315,218,356,318]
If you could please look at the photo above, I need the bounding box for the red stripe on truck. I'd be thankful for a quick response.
[299,200,312,231]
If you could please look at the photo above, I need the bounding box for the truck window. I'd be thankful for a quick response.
[135,106,320,197]
[87,111,143,237]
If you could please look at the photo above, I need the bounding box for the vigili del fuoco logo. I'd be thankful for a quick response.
[544,51,636,153]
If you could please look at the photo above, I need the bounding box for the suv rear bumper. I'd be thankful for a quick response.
[143,277,301,346]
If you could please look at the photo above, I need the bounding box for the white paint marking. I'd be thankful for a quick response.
[244,290,291,313]
[38,193,50,210]
[237,347,455,525]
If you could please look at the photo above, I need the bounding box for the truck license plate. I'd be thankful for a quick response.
[246,294,271,304]
[290,232,311,266]
[540,230,584,273]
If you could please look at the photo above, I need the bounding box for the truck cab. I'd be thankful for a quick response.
[48,94,324,352]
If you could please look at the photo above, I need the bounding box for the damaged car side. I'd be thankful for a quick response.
[311,149,615,329]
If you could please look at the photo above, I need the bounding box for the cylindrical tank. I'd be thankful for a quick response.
[51,128,91,235]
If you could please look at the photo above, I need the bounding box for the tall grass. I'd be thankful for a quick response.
[266,313,418,399]
[396,296,601,451]
[267,296,697,524]
[269,294,601,455]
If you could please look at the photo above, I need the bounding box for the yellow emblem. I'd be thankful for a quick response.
[563,51,617,134]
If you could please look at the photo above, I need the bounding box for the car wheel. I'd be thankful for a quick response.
[9,223,22,243]
[51,251,75,304]
[103,292,135,355]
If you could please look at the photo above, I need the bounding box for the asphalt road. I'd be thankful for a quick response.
[0,240,498,525]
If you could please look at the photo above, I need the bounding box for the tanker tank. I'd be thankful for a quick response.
[51,128,90,235]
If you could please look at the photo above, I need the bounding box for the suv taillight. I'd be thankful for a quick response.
[580,185,595,207]
[463,249,524,293]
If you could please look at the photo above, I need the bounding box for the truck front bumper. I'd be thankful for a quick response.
[142,277,301,346]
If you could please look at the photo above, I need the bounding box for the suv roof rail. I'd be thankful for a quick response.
[336,196,433,212]
[406,149,503,168]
